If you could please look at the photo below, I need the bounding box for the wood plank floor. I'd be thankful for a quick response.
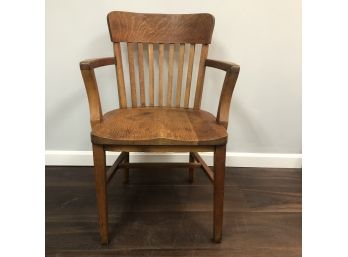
[46,165,302,257]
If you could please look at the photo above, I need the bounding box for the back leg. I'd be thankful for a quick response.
[123,152,130,184]
[189,152,195,183]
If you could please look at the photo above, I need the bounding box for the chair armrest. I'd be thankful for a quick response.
[80,57,115,70]
[205,59,240,128]
[80,57,115,127]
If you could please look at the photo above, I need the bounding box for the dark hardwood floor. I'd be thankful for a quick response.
[46,165,302,257]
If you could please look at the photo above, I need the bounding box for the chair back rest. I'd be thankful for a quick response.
[107,11,215,108]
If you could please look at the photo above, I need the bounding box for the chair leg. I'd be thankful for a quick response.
[189,152,195,183]
[123,152,130,184]
[213,145,226,243]
[92,144,108,245]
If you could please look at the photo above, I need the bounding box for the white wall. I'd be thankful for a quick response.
[46,0,301,154]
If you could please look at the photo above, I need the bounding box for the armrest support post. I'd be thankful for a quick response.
[81,69,103,126]
[80,57,115,127]
[205,59,240,129]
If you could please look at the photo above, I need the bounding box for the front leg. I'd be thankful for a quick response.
[213,145,226,243]
[92,144,108,244]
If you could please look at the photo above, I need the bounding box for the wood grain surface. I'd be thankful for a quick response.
[107,11,214,44]
[79,11,243,248]
[113,43,127,108]
[91,108,228,145]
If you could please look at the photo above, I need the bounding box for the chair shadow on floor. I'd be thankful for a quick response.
[106,167,219,247]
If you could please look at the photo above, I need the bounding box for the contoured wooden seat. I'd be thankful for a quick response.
[91,108,228,146]
[80,11,240,245]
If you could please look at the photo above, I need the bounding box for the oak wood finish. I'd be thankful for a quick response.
[91,108,228,146]
[184,44,196,108]
[158,44,164,107]
[80,57,115,70]
[80,69,103,126]
[175,44,185,107]
[137,43,146,106]
[113,43,127,108]
[127,43,137,107]
[167,44,175,107]
[205,59,240,128]
[80,11,241,244]
[104,145,214,153]
[92,144,108,244]
[194,44,209,109]
[148,44,155,106]
[213,145,226,243]
[107,11,215,44]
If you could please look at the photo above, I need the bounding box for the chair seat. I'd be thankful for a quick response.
[91,107,228,146]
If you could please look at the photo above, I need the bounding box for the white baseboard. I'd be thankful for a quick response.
[45,151,302,168]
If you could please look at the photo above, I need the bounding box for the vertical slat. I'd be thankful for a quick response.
[113,43,127,108]
[137,43,146,106]
[167,44,175,107]
[184,44,195,108]
[127,43,137,107]
[175,43,185,107]
[158,44,164,106]
[193,44,209,109]
[148,44,155,106]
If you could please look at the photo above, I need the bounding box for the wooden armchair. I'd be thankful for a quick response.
[80,11,240,245]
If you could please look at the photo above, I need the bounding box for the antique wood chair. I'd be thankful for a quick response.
[80,11,240,244]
